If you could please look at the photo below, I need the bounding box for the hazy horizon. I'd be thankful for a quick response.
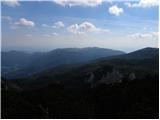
[1,46,159,54]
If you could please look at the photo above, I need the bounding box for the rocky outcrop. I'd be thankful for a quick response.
[86,72,95,83]
[128,72,136,81]
[97,69,123,85]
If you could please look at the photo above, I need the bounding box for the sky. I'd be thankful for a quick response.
[1,0,159,52]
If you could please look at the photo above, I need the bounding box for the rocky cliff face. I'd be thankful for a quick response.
[98,69,123,85]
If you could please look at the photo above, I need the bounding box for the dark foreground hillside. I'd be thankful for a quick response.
[1,74,159,119]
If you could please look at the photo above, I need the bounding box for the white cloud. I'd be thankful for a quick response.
[42,24,50,28]
[14,18,35,28]
[67,21,109,35]
[125,0,158,8]
[129,32,159,40]
[2,0,20,7]
[67,24,85,35]
[42,21,64,29]
[80,21,109,32]
[109,5,123,16]
[2,17,35,29]
[52,21,65,28]
[52,0,104,7]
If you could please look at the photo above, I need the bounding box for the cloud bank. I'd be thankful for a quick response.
[125,0,159,8]
[129,32,159,40]
[52,0,104,7]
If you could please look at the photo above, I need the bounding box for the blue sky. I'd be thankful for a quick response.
[1,0,159,52]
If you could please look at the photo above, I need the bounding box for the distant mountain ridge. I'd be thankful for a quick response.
[5,47,158,90]
[2,47,125,79]
[93,47,159,62]
[2,47,158,80]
